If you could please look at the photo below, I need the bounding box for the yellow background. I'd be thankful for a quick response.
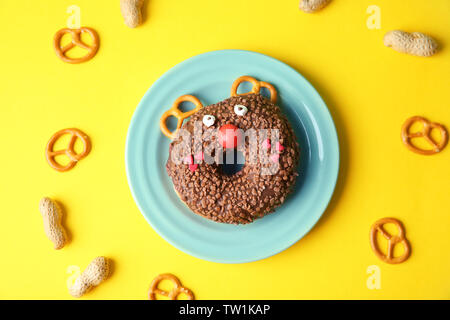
[0,0,449,299]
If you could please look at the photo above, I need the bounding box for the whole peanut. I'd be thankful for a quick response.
[384,30,439,57]
[69,257,111,298]
[120,0,144,28]
[299,0,331,13]
[39,197,67,250]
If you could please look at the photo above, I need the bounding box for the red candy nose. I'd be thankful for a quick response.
[219,124,242,149]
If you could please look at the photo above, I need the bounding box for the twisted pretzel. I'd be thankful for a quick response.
[45,128,91,172]
[160,95,203,139]
[148,273,195,300]
[53,27,99,64]
[230,76,277,103]
[401,116,448,155]
[370,217,411,264]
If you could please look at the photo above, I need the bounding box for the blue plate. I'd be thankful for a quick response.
[125,50,339,263]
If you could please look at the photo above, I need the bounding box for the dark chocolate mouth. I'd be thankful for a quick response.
[220,149,245,176]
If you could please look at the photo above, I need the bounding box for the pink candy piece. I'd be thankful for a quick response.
[270,153,280,163]
[184,154,199,171]
[194,152,204,161]
[183,155,194,164]
[276,142,285,152]
[262,139,271,149]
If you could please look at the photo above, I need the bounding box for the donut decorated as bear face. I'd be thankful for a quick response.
[160,76,300,224]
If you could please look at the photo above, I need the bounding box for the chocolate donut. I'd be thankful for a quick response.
[164,79,300,224]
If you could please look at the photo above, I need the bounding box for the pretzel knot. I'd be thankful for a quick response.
[148,274,195,300]
[230,76,277,103]
[160,95,203,139]
[370,217,411,264]
[53,27,99,64]
[401,116,448,155]
[45,128,91,172]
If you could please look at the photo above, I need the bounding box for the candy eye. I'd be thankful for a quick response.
[202,115,216,127]
[234,104,248,116]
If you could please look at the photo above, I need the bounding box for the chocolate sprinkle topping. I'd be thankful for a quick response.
[166,94,300,224]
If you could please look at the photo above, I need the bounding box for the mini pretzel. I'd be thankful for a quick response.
[148,273,195,300]
[401,116,448,155]
[230,76,277,103]
[53,27,99,64]
[45,128,91,172]
[160,95,203,139]
[370,217,411,264]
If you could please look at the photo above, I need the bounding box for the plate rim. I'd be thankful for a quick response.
[125,49,340,263]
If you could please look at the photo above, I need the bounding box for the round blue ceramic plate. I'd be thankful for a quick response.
[126,50,339,263]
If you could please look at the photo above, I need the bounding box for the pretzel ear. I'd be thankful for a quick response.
[159,95,203,139]
[230,76,277,103]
